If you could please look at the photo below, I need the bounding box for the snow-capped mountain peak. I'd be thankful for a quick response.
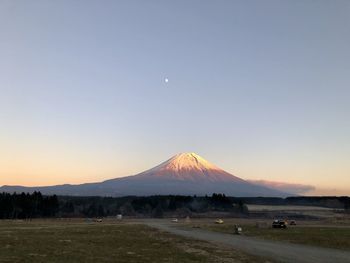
[153,152,220,172]
[136,152,245,182]
[0,152,289,197]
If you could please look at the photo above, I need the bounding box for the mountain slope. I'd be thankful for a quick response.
[0,153,288,197]
[128,152,247,182]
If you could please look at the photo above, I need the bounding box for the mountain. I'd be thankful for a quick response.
[0,152,288,197]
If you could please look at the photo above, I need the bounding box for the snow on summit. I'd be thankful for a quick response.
[138,152,244,182]
[0,152,289,196]
[154,152,220,172]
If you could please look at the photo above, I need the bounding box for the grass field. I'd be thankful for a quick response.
[246,204,344,219]
[185,219,350,250]
[0,220,275,263]
[246,205,335,211]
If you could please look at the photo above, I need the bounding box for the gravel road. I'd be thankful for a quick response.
[144,220,350,263]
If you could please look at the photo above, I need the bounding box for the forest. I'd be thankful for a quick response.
[240,196,350,209]
[0,192,247,219]
[0,192,59,219]
[1,192,349,219]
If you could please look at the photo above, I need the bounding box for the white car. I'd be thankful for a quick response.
[215,219,224,224]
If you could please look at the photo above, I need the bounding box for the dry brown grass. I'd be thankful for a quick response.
[0,219,276,263]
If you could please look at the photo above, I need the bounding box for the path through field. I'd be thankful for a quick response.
[144,220,350,263]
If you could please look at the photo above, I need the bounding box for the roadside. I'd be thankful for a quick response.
[144,219,350,263]
[184,220,350,250]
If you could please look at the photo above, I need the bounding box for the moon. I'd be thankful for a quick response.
[164,78,169,83]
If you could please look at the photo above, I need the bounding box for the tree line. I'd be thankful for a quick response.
[239,196,350,209]
[0,192,248,219]
[60,193,248,218]
[0,192,59,219]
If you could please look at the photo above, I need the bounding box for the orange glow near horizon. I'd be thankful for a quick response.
[1,1,350,198]
[1,151,349,196]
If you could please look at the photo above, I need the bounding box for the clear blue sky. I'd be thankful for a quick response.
[1,0,349,195]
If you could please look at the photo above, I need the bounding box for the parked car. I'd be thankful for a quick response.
[272,219,287,228]
[289,220,296,225]
[215,219,224,224]
[171,218,178,223]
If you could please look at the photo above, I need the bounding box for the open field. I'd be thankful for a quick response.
[247,205,337,211]
[247,204,346,219]
[1,215,349,263]
[145,219,350,263]
[181,218,350,250]
[0,219,275,263]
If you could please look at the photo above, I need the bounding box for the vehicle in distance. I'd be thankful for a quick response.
[272,219,287,228]
[289,220,296,225]
[215,219,224,224]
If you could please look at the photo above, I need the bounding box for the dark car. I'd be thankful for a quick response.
[289,220,296,226]
[272,219,287,229]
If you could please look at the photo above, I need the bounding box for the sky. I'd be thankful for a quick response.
[0,0,349,195]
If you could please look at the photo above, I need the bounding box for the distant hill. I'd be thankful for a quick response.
[0,152,288,197]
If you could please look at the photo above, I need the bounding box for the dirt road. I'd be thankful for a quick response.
[144,220,350,263]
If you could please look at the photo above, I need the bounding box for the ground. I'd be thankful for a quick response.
[0,219,274,263]
[181,218,350,250]
[145,219,350,263]
[1,215,350,263]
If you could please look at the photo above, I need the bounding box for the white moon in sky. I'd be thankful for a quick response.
[165,78,169,83]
